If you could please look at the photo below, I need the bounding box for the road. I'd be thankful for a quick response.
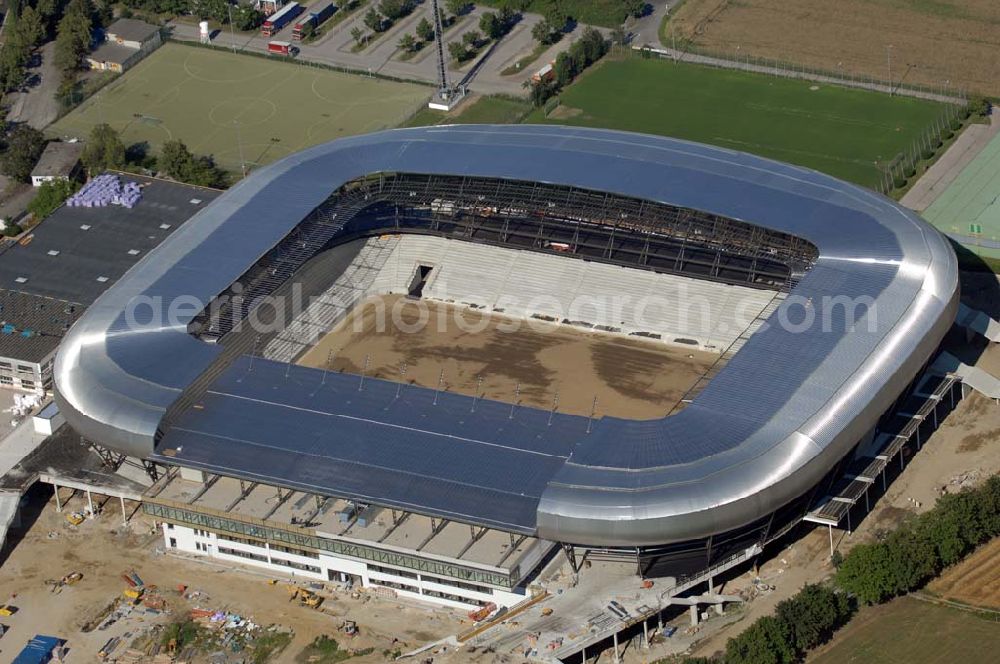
[6,41,62,129]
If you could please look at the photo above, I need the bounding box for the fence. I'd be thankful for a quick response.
[616,43,973,196]
[167,35,435,89]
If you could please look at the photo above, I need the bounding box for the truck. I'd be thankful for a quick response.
[292,3,337,41]
[261,2,303,38]
[267,41,294,56]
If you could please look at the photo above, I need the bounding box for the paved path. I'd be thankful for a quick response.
[901,113,1000,212]
[6,42,61,129]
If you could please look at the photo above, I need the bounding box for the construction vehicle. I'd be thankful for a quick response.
[342,619,358,636]
[65,512,85,526]
[286,584,323,609]
[0,604,16,616]
[123,587,143,600]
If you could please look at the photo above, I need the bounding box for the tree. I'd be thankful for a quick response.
[17,7,46,49]
[363,8,384,32]
[159,140,226,188]
[447,40,468,63]
[444,0,468,16]
[774,584,852,654]
[28,178,81,220]
[724,615,795,664]
[480,12,502,40]
[81,123,126,174]
[0,126,47,182]
[54,0,94,78]
[191,0,229,24]
[379,0,415,21]
[232,6,265,32]
[416,17,434,43]
[531,19,559,45]
[350,26,365,46]
[462,30,480,48]
[397,33,416,52]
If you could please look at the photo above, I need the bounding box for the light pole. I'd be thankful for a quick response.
[886,44,893,96]
[234,120,246,179]
[228,3,238,54]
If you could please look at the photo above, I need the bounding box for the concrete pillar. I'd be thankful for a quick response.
[53,484,61,512]
[828,524,834,557]
[120,496,127,528]
[689,604,699,626]
[612,630,620,664]
[86,490,94,518]
[714,601,724,616]
[643,618,649,648]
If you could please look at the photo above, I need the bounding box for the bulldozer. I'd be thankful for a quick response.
[285,585,323,609]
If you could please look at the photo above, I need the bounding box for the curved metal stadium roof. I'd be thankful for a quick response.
[54,126,959,546]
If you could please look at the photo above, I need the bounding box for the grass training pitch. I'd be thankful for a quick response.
[809,596,1000,664]
[670,0,1000,97]
[50,43,430,172]
[527,58,945,188]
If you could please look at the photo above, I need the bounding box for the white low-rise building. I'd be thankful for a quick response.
[148,473,552,610]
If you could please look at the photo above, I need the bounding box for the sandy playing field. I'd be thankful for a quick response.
[671,0,1000,96]
[296,295,718,420]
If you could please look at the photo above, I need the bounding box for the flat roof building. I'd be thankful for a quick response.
[88,18,162,73]
[30,142,82,188]
[0,174,219,392]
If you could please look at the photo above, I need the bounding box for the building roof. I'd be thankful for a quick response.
[0,290,82,364]
[106,18,160,44]
[31,142,82,179]
[53,127,958,546]
[88,41,139,65]
[0,174,220,306]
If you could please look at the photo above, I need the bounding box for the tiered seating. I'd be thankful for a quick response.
[263,236,399,362]
[269,234,779,358]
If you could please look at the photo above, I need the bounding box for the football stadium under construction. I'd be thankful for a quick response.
[47,125,966,656]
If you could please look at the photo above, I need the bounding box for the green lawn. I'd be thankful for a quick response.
[403,95,531,127]
[808,597,1000,664]
[49,43,430,172]
[526,57,946,188]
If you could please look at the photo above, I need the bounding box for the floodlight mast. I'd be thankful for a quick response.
[430,0,452,100]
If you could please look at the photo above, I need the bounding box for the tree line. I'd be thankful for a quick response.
[666,474,1000,664]
[526,26,607,106]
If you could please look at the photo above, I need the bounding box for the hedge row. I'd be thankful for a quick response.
[836,474,1000,604]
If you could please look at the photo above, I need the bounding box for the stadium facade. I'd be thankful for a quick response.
[54,126,958,605]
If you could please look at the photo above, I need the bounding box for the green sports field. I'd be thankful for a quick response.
[527,57,946,188]
[50,43,430,172]
[922,131,1000,259]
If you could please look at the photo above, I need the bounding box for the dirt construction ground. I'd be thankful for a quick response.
[671,0,1000,96]
[296,295,719,419]
[0,489,461,663]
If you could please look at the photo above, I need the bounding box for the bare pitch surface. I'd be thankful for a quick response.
[49,43,429,172]
[671,0,1000,96]
[296,295,718,420]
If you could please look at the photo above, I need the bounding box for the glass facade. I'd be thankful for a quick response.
[143,501,516,588]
